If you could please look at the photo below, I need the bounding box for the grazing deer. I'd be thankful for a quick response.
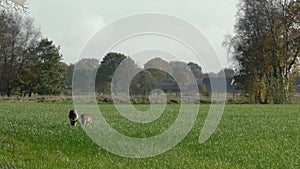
[69,110,78,127]
[81,114,92,125]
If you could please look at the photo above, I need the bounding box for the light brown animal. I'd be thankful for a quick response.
[81,114,92,125]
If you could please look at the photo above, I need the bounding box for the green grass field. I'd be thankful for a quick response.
[0,102,299,168]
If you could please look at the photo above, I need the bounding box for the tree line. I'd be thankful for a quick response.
[0,10,232,98]
[224,0,300,104]
[5,0,300,104]
[68,53,220,96]
[68,53,236,97]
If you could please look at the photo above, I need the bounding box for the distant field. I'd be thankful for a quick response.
[0,102,299,168]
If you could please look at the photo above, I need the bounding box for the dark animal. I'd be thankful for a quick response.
[69,110,78,127]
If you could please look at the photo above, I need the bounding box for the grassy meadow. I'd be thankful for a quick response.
[0,102,299,168]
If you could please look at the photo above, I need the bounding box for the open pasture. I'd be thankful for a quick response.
[0,102,299,168]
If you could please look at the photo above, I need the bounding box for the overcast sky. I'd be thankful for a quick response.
[26,0,239,72]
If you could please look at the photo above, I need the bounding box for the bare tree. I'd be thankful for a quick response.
[0,11,40,96]
[0,0,27,12]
